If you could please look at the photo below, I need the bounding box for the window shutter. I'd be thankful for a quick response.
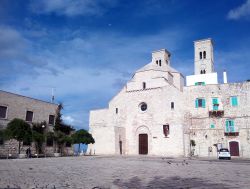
[195,82,198,86]
[195,99,198,108]
[202,99,206,108]
[234,97,238,106]
[202,82,205,86]
[231,120,235,132]
[225,120,229,132]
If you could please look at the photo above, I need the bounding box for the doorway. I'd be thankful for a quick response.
[229,141,239,156]
[139,134,148,154]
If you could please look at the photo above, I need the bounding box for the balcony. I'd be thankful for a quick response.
[224,132,239,136]
[209,104,224,117]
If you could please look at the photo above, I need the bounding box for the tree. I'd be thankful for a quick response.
[53,103,75,154]
[32,122,46,154]
[6,118,32,154]
[72,129,95,155]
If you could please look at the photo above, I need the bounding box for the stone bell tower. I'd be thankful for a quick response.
[194,38,214,75]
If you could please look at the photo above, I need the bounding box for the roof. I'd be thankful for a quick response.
[0,90,58,106]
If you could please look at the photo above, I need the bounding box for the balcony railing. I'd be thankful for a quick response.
[209,110,224,117]
[224,132,239,136]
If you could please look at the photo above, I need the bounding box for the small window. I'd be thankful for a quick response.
[143,82,146,90]
[0,137,4,145]
[47,138,53,147]
[195,82,205,86]
[210,124,215,129]
[199,52,202,59]
[203,70,206,74]
[195,98,206,108]
[116,108,118,114]
[25,111,33,122]
[156,60,158,65]
[49,115,55,125]
[159,60,162,66]
[203,51,206,59]
[200,70,203,74]
[212,98,219,110]
[163,125,169,137]
[139,102,147,112]
[171,102,174,110]
[230,96,238,107]
[0,106,7,119]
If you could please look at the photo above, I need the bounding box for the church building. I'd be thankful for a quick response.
[88,38,250,158]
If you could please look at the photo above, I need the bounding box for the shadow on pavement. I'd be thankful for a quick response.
[112,176,230,189]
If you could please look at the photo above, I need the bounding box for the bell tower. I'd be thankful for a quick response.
[194,39,214,75]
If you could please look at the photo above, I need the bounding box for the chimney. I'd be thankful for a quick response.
[223,70,227,84]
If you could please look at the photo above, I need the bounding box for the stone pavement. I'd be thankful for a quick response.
[0,156,250,189]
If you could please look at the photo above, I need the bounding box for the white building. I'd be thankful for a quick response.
[88,38,250,158]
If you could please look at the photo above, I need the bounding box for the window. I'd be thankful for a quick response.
[116,108,118,114]
[210,124,215,129]
[49,115,55,125]
[159,60,162,66]
[203,51,206,59]
[23,139,31,146]
[195,98,206,108]
[25,111,33,122]
[225,120,235,132]
[0,106,7,119]
[143,82,146,90]
[212,98,219,111]
[203,70,206,74]
[163,125,169,137]
[195,82,205,86]
[171,102,174,110]
[47,137,53,147]
[199,52,202,59]
[156,60,158,65]
[139,102,147,112]
[230,96,238,107]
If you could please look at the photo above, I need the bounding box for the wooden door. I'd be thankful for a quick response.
[229,141,239,156]
[139,134,148,154]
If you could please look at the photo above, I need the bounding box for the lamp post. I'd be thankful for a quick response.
[42,124,47,158]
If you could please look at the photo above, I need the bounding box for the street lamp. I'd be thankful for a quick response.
[42,124,46,158]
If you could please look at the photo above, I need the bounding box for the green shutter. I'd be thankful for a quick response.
[195,99,198,108]
[195,82,198,86]
[210,124,215,129]
[212,98,218,110]
[231,96,238,106]
[231,120,235,132]
[202,82,205,86]
[226,120,229,132]
[202,99,206,108]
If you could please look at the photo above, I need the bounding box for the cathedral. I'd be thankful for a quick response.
[88,38,250,158]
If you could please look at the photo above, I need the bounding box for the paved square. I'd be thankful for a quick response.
[0,156,250,189]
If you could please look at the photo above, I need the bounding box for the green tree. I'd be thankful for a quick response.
[72,129,95,155]
[53,103,75,154]
[32,122,46,154]
[6,118,32,154]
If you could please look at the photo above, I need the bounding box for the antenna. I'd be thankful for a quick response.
[51,88,55,103]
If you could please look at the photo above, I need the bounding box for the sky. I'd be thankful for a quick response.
[0,0,250,130]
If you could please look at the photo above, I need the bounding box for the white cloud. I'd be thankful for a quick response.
[62,115,75,125]
[29,0,117,17]
[228,0,250,20]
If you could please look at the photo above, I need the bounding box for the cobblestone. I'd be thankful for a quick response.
[0,156,250,189]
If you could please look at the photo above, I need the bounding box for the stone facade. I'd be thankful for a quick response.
[0,90,73,157]
[88,39,250,158]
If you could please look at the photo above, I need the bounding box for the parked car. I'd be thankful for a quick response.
[218,148,231,160]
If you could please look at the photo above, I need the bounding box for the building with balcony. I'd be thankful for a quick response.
[88,38,250,158]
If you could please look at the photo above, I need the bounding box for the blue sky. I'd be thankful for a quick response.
[0,0,250,130]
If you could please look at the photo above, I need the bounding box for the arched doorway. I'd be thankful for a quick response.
[229,141,239,156]
[139,134,148,154]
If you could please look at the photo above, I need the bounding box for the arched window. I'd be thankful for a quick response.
[204,70,206,74]
[199,52,202,59]
[159,60,162,66]
[143,82,146,89]
[163,125,169,137]
[156,60,158,65]
[200,70,203,74]
[171,102,174,110]
[203,51,206,59]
